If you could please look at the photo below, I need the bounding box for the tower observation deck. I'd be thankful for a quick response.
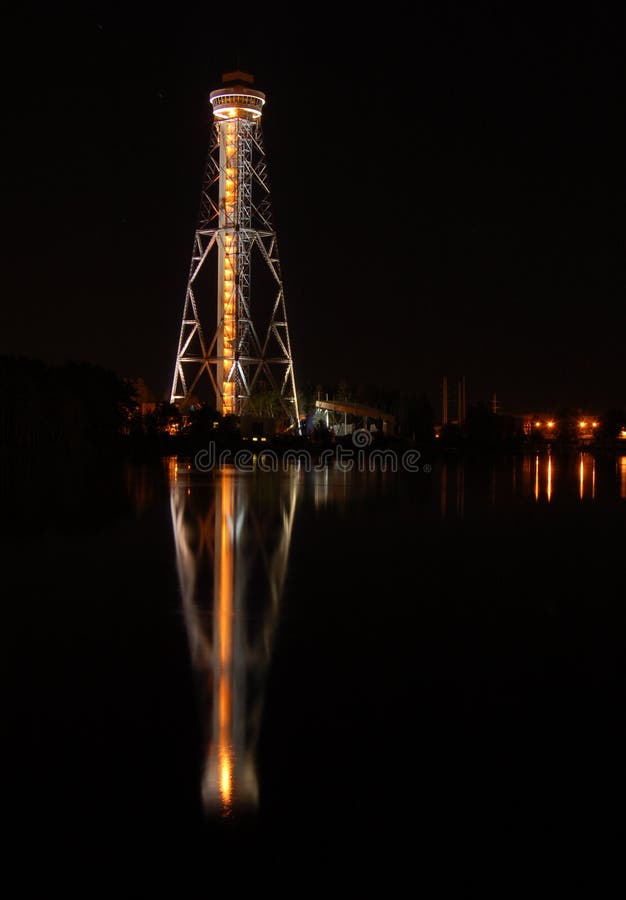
[170,71,299,429]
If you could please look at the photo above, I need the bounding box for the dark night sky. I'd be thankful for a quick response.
[2,2,623,413]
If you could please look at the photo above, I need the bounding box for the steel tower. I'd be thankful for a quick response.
[170,71,299,428]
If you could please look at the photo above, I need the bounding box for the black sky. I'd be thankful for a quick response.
[2,2,623,413]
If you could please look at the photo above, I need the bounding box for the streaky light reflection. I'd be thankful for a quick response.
[216,474,234,812]
[619,456,626,499]
[530,452,556,502]
[169,462,300,817]
[547,453,553,503]
[579,454,584,499]
[578,452,596,500]
[438,461,464,519]
[435,452,618,509]
[534,454,540,502]
[592,456,596,499]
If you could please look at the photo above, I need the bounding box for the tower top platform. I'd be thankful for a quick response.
[210,71,265,120]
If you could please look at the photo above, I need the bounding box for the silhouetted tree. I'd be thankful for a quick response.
[143,401,183,436]
[0,355,138,449]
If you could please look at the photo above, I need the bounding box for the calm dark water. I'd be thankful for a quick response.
[2,449,625,890]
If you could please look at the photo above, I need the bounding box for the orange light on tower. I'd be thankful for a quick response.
[170,71,300,431]
[223,124,238,412]
[210,73,265,417]
[171,71,300,428]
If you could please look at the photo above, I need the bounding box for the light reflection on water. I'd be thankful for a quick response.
[619,455,626,499]
[166,450,626,819]
[435,451,625,518]
[169,463,299,818]
[2,446,623,875]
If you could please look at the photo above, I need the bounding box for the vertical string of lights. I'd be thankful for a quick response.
[170,71,299,429]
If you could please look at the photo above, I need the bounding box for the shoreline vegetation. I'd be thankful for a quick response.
[2,430,625,470]
[1,355,624,463]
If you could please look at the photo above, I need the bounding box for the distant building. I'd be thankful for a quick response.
[238,415,279,439]
[516,411,602,442]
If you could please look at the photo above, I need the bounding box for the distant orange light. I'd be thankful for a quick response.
[547,420,555,428]
[592,421,598,428]
[579,421,587,428]
[534,421,541,427]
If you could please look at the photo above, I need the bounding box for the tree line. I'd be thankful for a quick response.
[0,355,137,450]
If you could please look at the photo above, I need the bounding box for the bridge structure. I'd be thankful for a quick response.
[314,399,396,436]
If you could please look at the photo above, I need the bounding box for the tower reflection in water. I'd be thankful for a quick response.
[169,460,299,818]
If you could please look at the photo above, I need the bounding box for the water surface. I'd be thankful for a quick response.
[3,449,624,888]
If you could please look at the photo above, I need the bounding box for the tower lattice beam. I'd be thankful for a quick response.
[170,71,300,430]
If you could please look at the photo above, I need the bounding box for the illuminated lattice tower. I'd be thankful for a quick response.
[170,71,299,428]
